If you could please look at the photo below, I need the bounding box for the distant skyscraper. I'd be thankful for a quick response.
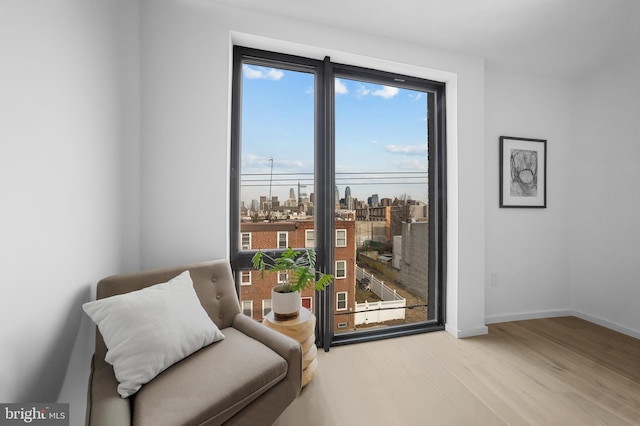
[298,181,307,203]
[345,186,352,210]
[371,193,379,207]
[335,186,340,209]
[289,187,295,200]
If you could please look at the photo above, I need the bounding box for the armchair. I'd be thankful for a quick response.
[85,259,302,425]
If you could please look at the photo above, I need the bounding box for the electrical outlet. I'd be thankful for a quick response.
[490,273,499,287]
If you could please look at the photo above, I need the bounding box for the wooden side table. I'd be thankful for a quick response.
[263,307,317,387]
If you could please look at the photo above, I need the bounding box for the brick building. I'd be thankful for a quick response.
[239,219,357,332]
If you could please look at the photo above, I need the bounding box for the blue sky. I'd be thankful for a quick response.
[241,64,429,206]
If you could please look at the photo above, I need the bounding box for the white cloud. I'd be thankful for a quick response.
[266,68,284,80]
[385,144,428,155]
[335,79,348,94]
[244,153,260,164]
[335,164,356,173]
[243,154,268,169]
[391,159,427,171]
[356,84,371,97]
[373,86,399,99]
[410,93,424,101]
[243,154,306,172]
[243,64,284,80]
[277,159,305,170]
[243,66,263,79]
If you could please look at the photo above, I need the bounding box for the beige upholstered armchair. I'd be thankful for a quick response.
[85,259,302,425]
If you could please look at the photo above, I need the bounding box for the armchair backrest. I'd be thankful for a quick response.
[93,259,241,364]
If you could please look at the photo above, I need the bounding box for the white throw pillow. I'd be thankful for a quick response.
[83,270,224,398]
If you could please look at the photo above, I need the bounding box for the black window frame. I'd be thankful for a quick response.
[230,46,447,350]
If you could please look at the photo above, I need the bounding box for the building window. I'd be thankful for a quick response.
[305,229,315,248]
[262,299,272,318]
[336,292,347,311]
[240,270,251,286]
[301,296,313,312]
[278,231,288,249]
[231,46,446,350]
[242,300,253,318]
[335,260,346,279]
[241,232,251,250]
[336,229,347,247]
[277,271,288,284]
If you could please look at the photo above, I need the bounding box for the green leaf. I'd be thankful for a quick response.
[251,248,333,293]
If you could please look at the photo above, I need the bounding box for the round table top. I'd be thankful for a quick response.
[263,307,314,327]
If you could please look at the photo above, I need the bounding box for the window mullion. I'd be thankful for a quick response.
[315,56,335,351]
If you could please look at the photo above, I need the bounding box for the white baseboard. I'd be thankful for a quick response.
[485,309,640,340]
[572,310,640,340]
[446,323,489,338]
[485,309,572,325]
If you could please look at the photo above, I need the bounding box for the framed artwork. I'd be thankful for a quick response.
[499,136,547,208]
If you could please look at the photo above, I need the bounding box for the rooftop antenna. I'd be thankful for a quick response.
[268,157,274,214]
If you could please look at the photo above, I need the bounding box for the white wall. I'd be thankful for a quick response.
[138,0,487,337]
[0,0,128,412]
[569,49,640,338]
[484,71,572,323]
[484,60,640,339]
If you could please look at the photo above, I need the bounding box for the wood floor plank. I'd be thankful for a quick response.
[274,317,640,425]
[496,321,640,418]
[559,391,635,425]
[488,322,640,423]
[517,318,640,383]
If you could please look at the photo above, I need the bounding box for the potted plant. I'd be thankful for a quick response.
[252,247,333,320]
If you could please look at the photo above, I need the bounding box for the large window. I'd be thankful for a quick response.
[230,46,446,349]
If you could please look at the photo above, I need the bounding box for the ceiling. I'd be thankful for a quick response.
[213,0,640,79]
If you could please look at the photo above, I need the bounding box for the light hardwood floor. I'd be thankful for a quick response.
[273,317,640,425]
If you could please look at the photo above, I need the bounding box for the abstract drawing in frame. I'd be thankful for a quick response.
[499,136,547,208]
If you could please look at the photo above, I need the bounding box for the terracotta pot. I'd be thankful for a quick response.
[271,285,301,320]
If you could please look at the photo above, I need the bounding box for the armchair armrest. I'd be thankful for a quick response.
[232,313,303,397]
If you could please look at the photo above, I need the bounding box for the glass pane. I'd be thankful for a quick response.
[334,77,429,334]
[238,63,315,320]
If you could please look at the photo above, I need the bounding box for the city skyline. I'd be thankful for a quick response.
[240,184,423,211]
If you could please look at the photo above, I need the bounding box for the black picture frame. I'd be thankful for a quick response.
[499,136,547,208]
